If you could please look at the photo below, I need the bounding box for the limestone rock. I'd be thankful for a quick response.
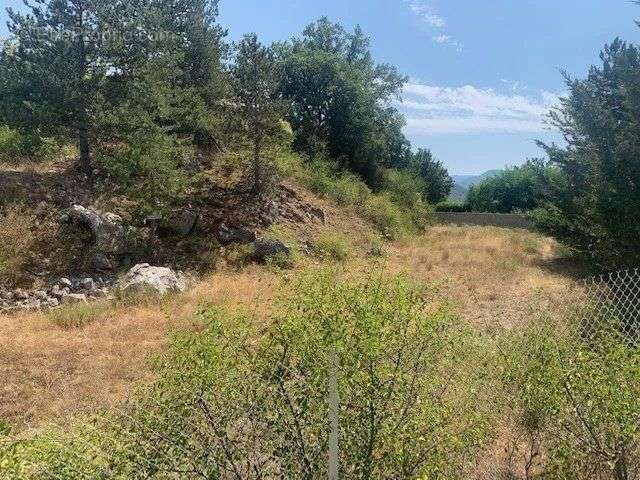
[119,264,187,296]
[61,293,88,305]
[65,205,134,254]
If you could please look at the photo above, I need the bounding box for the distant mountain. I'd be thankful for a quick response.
[448,183,468,201]
[449,170,501,201]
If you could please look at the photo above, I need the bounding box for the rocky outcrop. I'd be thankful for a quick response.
[217,224,256,246]
[166,210,199,236]
[118,264,188,296]
[63,205,143,265]
[0,276,112,314]
[90,253,114,272]
[252,238,291,262]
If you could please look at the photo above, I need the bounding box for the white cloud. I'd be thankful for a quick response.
[403,1,462,51]
[432,34,462,51]
[399,81,562,135]
[406,0,445,27]
[433,34,450,44]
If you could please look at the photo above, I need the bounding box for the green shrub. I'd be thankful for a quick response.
[502,320,640,478]
[315,232,351,261]
[0,126,59,163]
[303,158,370,206]
[381,168,425,209]
[362,193,428,240]
[274,149,305,179]
[296,158,431,239]
[2,273,491,479]
[96,131,192,218]
[435,200,470,212]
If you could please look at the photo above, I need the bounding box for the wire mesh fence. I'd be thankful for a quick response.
[1,268,639,479]
[572,268,640,341]
[479,267,640,480]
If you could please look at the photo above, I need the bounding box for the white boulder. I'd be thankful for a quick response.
[119,264,187,296]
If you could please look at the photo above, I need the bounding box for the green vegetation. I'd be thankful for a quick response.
[297,158,430,239]
[407,149,455,204]
[502,320,640,479]
[231,34,288,196]
[533,39,640,268]
[0,126,59,163]
[277,19,408,186]
[2,1,640,478]
[315,233,352,261]
[0,273,491,479]
[435,199,471,212]
[0,3,453,225]
[466,160,553,214]
[4,270,638,479]
[455,36,640,269]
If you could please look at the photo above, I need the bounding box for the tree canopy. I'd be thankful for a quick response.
[0,4,454,217]
[277,18,409,186]
[534,39,640,268]
[466,160,553,214]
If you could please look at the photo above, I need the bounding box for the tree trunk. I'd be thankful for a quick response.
[76,1,92,175]
[252,137,262,196]
[79,126,91,174]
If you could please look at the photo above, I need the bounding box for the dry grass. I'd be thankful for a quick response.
[383,225,582,329]
[0,223,582,435]
[0,267,280,434]
[0,206,38,285]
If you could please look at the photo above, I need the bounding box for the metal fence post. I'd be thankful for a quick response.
[328,347,339,480]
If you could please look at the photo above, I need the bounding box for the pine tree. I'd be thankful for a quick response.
[2,0,107,173]
[232,33,286,195]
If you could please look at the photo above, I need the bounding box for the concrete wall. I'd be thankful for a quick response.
[434,212,535,230]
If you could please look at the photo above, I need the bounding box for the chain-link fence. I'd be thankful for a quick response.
[476,268,640,480]
[572,268,640,341]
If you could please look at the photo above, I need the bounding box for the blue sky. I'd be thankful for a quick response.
[2,0,640,174]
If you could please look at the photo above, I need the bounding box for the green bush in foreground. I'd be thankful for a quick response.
[503,321,640,479]
[1,273,490,479]
[0,126,59,163]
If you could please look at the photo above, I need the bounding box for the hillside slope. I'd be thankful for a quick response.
[0,214,581,434]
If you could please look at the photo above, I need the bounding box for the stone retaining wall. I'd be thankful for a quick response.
[434,212,535,230]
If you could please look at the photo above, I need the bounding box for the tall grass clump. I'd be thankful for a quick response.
[0,206,37,285]
[1,273,492,479]
[48,301,113,329]
[315,232,351,261]
[501,319,640,479]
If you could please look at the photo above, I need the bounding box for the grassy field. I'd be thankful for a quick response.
[4,217,638,479]
[0,224,578,434]
[10,217,638,479]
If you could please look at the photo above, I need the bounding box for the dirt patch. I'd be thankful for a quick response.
[0,267,281,434]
